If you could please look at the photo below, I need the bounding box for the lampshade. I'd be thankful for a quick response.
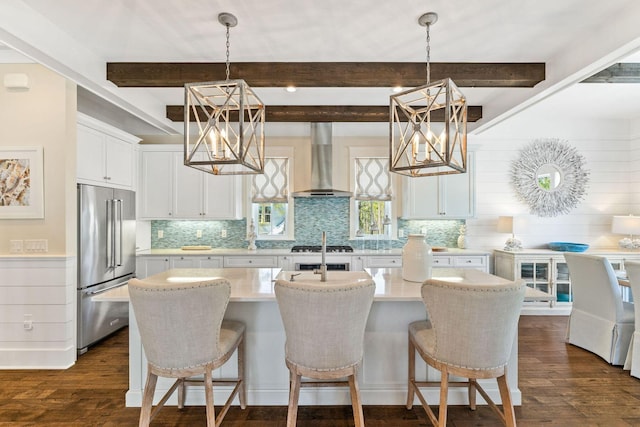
[184,12,265,176]
[612,215,640,236]
[497,216,514,234]
[389,12,468,177]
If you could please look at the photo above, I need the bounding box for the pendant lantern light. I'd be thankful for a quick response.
[390,12,468,177]
[184,12,265,175]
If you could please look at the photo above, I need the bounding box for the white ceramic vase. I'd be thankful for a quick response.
[402,234,433,282]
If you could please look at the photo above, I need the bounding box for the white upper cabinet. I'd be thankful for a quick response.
[401,151,475,219]
[139,145,242,220]
[139,150,174,218]
[77,113,140,190]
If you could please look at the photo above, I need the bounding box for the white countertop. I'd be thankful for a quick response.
[97,266,548,302]
[136,248,490,257]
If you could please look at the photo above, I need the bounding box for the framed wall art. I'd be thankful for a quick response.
[0,146,44,219]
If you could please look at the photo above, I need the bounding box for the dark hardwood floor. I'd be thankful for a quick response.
[1,316,640,426]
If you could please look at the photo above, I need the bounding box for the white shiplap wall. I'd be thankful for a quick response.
[630,121,640,213]
[0,256,76,368]
[467,113,633,253]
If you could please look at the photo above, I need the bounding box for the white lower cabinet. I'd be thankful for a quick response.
[223,256,279,268]
[365,255,402,268]
[278,255,294,270]
[171,255,223,268]
[364,252,488,272]
[137,255,223,278]
[351,255,365,271]
[494,249,640,309]
[136,257,170,279]
[136,251,490,280]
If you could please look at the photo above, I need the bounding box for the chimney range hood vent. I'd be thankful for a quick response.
[292,123,352,198]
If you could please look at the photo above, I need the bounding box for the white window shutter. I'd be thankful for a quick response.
[252,158,289,203]
[355,158,392,201]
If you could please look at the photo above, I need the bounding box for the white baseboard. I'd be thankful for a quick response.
[0,346,75,369]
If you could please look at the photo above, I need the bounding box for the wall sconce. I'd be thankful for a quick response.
[497,216,522,251]
[612,215,640,249]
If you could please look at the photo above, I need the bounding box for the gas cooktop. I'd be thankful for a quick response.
[290,245,354,253]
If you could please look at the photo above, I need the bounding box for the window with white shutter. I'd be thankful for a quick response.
[251,157,290,238]
[354,157,392,237]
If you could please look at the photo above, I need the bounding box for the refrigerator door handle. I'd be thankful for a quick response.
[106,199,113,269]
[116,199,123,267]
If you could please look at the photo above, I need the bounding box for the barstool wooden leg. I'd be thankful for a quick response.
[497,374,516,427]
[139,370,158,427]
[468,378,477,410]
[407,335,416,409]
[287,372,301,427]
[438,370,449,427]
[204,369,216,427]
[177,378,185,409]
[349,373,365,427]
[237,335,246,409]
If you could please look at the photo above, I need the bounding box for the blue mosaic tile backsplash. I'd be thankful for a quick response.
[150,197,464,249]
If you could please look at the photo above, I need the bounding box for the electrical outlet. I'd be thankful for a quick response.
[221,229,227,238]
[196,229,202,238]
[420,227,427,235]
[10,240,23,253]
[24,314,33,331]
[398,229,405,238]
[158,230,164,239]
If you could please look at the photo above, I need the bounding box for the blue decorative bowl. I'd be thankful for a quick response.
[548,242,589,252]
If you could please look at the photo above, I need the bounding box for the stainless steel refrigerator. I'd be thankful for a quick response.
[77,184,135,354]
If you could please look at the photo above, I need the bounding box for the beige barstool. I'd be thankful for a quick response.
[128,277,246,427]
[407,278,526,427]
[274,278,375,427]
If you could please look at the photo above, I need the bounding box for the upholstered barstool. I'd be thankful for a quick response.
[407,278,526,427]
[623,260,640,377]
[274,278,375,427]
[128,278,246,427]
[564,253,634,365]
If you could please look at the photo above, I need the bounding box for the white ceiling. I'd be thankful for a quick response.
[2,0,640,136]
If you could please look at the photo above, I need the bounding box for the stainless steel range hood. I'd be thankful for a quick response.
[292,123,352,197]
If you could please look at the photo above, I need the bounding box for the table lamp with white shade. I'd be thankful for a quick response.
[612,215,640,249]
[497,216,522,251]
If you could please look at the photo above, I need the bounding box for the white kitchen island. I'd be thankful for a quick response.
[120,267,531,408]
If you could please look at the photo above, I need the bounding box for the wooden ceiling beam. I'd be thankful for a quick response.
[581,63,640,83]
[107,62,545,88]
[166,105,483,123]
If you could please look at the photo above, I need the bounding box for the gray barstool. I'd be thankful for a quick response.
[274,278,375,427]
[407,278,525,427]
[128,277,246,427]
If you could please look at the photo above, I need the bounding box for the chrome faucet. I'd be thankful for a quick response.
[314,231,327,282]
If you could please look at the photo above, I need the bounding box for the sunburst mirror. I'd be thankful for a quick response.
[510,138,589,217]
